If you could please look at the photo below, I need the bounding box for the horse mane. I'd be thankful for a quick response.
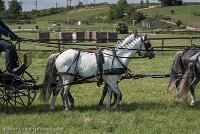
[115,33,136,48]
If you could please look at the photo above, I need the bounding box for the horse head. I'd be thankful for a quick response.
[137,34,155,59]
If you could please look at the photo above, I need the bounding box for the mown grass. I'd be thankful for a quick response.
[142,4,200,27]
[1,33,200,134]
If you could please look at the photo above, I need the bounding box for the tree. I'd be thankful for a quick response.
[146,0,149,4]
[6,0,22,19]
[109,0,128,20]
[132,11,146,22]
[77,1,84,8]
[0,0,5,13]
[140,0,144,7]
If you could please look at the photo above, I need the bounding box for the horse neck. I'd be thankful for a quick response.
[115,38,141,66]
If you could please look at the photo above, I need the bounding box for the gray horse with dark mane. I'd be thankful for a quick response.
[167,45,200,105]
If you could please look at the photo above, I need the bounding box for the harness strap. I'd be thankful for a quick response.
[65,50,81,74]
[95,47,104,87]
[192,53,200,77]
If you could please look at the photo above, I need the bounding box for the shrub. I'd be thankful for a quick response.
[176,20,182,27]
[113,21,128,34]
[132,12,146,22]
[171,10,174,14]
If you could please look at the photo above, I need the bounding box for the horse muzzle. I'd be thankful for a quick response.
[146,49,155,59]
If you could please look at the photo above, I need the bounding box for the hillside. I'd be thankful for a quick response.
[36,5,110,21]
[142,5,200,28]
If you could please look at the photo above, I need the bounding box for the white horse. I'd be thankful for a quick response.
[41,33,155,110]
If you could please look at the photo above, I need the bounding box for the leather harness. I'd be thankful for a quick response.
[57,48,128,87]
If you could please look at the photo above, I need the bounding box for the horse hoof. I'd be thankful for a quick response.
[50,106,55,111]
[65,108,70,111]
[70,105,74,110]
[99,102,103,107]
[190,101,196,106]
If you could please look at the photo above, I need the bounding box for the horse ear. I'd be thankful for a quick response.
[144,34,147,40]
[139,33,142,40]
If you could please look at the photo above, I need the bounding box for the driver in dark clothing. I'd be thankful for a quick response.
[0,19,19,73]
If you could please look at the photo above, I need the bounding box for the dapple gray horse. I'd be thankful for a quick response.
[167,46,200,105]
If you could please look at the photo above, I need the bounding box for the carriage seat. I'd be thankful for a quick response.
[13,53,32,75]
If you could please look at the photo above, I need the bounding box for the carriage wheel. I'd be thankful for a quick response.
[0,74,30,113]
[20,71,37,105]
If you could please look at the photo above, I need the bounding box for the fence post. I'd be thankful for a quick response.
[190,37,193,46]
[161,38,164,50]
[58,39,61,52]
[17,41,20,52]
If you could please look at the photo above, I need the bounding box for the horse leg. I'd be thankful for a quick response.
[99,84,108,107]
[190,77,200,106]
[68,91,74,110]
[106,87,113,109]
[108,84,122,110]
[112,91,118,106]
[50,79,62,110]
[99,84,118,107]
[60,88,74,110]
[62,76,74,111]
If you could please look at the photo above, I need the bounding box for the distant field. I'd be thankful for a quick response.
[142,5,200,28]
[36,6,110,21]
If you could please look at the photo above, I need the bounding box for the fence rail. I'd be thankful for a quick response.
[17,36,200,52]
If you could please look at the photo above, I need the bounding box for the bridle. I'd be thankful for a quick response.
[138,38,154,58]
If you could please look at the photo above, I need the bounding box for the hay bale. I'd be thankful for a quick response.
[107,32,118,42]
[36,32,50,43]
[76,32,85,42]
[96,32,107,43]
[56,32,73,43]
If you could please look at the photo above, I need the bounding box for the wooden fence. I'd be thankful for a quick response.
[17,36,200,52]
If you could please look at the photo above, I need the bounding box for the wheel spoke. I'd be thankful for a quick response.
[8,101,17,112]
[12,91,29,98]
[14,93,26,106]
[9,84,26,95]
[10,99,26,107]
[6,101,9,112]
[1,100,5,110]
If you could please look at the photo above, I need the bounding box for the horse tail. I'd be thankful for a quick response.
[167,51,183,95]
[40,53,60,102]
[176,70,192,102]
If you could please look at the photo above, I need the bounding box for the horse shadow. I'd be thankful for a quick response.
[66,102,170,112]
[2,101,200,114]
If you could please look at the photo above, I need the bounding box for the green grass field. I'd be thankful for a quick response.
[1,33,200,134]
[142,4,200,28]
[1,4,200,134]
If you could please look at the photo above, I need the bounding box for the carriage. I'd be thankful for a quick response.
[1,33,196,113]
[0,33,157,112]
[0,53,39,113]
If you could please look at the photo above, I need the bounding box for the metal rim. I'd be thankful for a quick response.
[20,71,37,105]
